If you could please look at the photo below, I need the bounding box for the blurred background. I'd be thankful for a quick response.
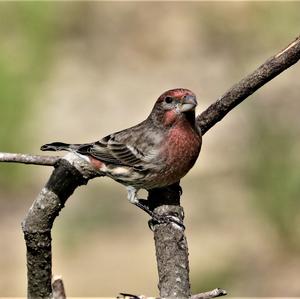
[0,2,300,297]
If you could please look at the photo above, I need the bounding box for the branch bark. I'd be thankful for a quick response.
[0,35,299,298]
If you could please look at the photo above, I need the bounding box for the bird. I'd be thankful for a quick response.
[41,88,202,225]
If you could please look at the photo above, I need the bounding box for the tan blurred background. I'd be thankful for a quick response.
[0,2,300,297]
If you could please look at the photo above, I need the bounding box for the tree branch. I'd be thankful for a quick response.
[197,35,300,135]
[21,153,101,298]
[191,288,227,299]
[52,276,66,299]
[119,288,226,299]
[0,152,59,166]
[147,183,190,298]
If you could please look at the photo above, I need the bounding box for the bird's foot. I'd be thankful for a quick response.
[126,186,184,230]
[133,200,185,231]
[148,215,185,231]
[118,293,146,299]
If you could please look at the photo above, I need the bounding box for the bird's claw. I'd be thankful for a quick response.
[118,293,143,299]
[133,199,185,231]
[148,214,185,231]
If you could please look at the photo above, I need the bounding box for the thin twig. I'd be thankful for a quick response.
[118,287,226,299]
[191,288,227,299]
[0,152,59,166]
[52,276,66,299]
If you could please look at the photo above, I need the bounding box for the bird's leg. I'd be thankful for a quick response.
[126,186,158,218]
[126,186,185,229]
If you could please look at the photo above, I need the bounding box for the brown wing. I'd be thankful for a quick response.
[77,134,146,168]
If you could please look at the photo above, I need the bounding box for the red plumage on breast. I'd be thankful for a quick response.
[158,119,202,187]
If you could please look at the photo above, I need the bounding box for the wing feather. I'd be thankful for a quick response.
[77,134,149,167]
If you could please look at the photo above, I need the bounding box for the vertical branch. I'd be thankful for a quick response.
[21,155,100,298]
[147,183,190,298]
[22,159,87,298]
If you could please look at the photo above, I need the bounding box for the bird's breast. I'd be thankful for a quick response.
[158,122,202,185]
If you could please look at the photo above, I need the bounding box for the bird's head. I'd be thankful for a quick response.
[157,88,197,113]
[150,88,198,127]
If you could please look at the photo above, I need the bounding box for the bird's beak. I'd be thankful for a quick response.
[180,95,197,112]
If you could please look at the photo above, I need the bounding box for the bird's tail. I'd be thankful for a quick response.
[40,142,73,152]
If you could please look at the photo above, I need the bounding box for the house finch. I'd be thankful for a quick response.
[41,88,202,225]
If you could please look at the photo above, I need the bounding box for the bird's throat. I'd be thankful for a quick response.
[163,110,196,128]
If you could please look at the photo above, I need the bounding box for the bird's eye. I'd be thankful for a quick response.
[164,96,173,104]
